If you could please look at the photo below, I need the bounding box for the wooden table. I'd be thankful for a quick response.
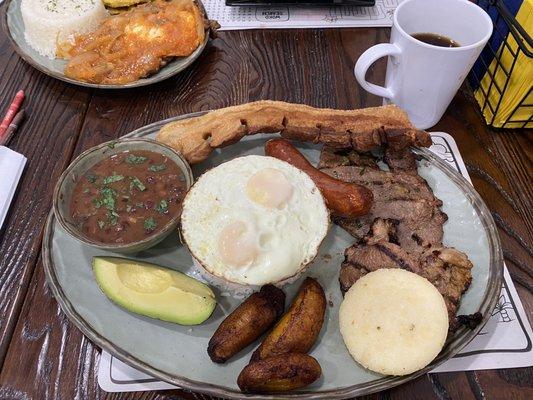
[0,14,531,399]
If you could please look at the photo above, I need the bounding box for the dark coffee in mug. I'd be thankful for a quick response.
[411,32,460,48]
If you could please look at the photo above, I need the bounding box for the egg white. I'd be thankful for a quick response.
[181,155,329,286]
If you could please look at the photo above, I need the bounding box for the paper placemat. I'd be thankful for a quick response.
[203,0,399,30]
[1,1,398,28]
[98,132,533,392]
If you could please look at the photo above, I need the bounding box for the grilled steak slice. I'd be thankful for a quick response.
[322,166,436,201]
[325,145,477,331]
[322,165,446,253]
[333,215,373,241]
[340,219,473,330]
[422,247,474,310]
[395,203,448,253]
[384,147,418,174]
[318,147,380,170]
[340,220,422,294]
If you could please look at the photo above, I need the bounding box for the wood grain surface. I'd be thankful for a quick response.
[0,16,93,367]
[0,14,531,400]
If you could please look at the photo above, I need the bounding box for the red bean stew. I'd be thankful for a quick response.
[70,150,186,244]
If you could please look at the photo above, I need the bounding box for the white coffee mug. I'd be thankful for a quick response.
[354,0,493,129]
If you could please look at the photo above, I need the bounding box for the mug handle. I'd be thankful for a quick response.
[354,44,401,100]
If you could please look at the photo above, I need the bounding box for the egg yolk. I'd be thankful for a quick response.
[218,221,258,267]
[246,168,293,209]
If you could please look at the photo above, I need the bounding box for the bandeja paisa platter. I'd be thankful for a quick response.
[43,102,502,399]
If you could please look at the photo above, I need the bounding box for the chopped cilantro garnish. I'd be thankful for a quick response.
[143,217,157,231]
[98,220,105,229]
[130,177,146,191]
[125,154,148,165]
[126,204,133,213]
[155,200,168,214]
[103,174,124,185]
[107,210,119,225]
[86,173,97,183]
[83,187,90,193]
[99,187,117,211]
[107,141,117,149]
[148,164,167,172]
[136,202,144,208]
[93,186,117,212]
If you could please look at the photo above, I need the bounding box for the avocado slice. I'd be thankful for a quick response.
[92,256,216,325]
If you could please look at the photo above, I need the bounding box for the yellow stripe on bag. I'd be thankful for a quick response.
[475,0,532,128]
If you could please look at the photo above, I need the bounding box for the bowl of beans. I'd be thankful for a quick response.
[53,138,193,253]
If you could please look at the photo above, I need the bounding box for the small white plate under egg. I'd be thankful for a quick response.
[181,155,330,289]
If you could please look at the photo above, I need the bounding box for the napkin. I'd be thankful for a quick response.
[0,146,27,230]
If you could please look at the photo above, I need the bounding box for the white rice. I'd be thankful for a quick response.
[21,0,107,59]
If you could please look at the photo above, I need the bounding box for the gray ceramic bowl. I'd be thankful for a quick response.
[53,138,193,253]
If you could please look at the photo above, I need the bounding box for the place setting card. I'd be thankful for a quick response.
[202,0,400,30]
[97,132,533,392]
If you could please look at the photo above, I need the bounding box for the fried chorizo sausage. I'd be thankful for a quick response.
[208,285,285,363]
[265,138,373,218]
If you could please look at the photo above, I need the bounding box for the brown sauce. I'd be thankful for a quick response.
[411,33,460,48]
[70,150,186,244]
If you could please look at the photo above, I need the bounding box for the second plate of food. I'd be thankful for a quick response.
[42,111,503,399]
[4,0,210,88]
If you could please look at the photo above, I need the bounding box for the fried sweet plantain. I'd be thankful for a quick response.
[251,277,326,361]
[208,285,285,363]
[237,353,322,393]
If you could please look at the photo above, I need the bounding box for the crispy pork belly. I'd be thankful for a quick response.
[156,101,431,164]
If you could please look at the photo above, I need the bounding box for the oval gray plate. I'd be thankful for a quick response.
[43,113,503,399]
[3,0,209,89]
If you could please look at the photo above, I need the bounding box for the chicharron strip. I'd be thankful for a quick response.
[156,100,431,164]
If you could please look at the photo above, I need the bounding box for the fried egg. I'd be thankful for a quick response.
[181,155,329,286]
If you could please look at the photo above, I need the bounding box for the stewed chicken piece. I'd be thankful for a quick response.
[58,0,205,84]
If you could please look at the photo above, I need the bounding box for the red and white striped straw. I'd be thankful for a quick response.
[0,90,25,138]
